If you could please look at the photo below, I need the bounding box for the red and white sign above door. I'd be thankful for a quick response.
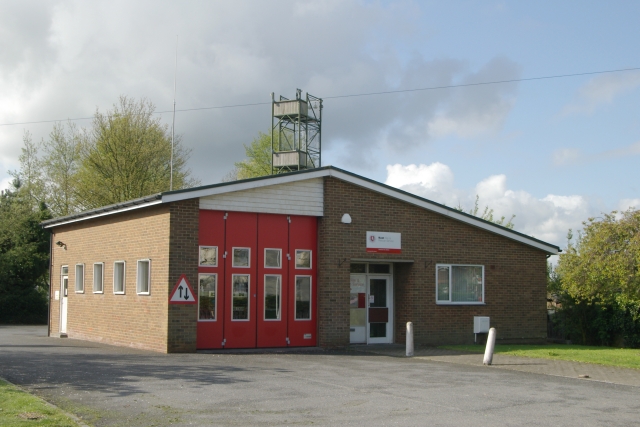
[366,231,401,253]
[169,274,196,304]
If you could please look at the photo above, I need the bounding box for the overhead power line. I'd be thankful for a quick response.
[1,66,639,127]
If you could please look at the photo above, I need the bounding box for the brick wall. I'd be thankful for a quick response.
[318,177,548,347]
[167,199,199,352]
[48,205,171,352]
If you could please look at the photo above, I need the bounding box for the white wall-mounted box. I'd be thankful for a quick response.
[474,316,490,333]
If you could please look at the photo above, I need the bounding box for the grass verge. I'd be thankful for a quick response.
[439,344,640,370]
[0,378,82,426]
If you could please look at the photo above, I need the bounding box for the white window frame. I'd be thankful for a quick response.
[136,259,151,295]
[113,261,126,295]
[93,262,104,294]
[198,273,217,321]
[198,245,218,267]
[232,247,251,268]
[435,264,485,305]
[231,274,250,321]
[263,274,282,321]
[75,263,85,293]
[264,248,282,269]
[61,265,69,298]
[294,275,313,321]
[295,249,312,269]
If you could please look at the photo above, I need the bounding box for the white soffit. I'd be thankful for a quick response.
[199,178,323,216]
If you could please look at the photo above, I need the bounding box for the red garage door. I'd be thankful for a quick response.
[197,211,317,350]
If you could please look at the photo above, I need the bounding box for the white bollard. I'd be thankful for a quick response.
[406,322,414,357]
[483,327,496,365]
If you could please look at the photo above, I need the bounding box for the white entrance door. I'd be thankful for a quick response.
[60,266,68,334]
[367,276,393,344]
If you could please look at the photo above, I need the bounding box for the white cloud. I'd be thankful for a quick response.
[619,198,640,212]
[552,140,640,166]
[561,71,640,115]
[385,162,596,248]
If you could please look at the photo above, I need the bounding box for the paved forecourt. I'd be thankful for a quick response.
[0,326,639,427]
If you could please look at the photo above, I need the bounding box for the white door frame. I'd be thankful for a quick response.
[366,275,394,344]
[60,267,68,335]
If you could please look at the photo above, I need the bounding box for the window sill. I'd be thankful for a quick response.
[436,301,485,306]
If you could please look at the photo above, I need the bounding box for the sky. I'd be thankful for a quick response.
[1,0,640,256]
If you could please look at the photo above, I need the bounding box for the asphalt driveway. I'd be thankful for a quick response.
[0,325,638,426]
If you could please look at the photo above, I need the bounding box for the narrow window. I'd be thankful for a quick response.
[137,260,151,295]
[61,266,69,297]
[75,264,84,293]
[295,250,312,269]
[113,261,125,294]
[437,266,450,302]
[264,249,281,268]
[232,248,250,268]
[368,264,391,274]
[198,273,216,320]
[264,275,281,320]
[93,263,104,293]
[199,246,218,267]
[232,274,250,320]
[295,276,312,320]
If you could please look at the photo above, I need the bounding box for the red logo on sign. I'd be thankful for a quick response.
[370,235,375,242]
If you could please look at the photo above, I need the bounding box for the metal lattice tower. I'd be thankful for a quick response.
[271,89,322,174]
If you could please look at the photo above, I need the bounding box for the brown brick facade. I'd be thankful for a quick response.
[48,205,171,352]
[318,176,548,347]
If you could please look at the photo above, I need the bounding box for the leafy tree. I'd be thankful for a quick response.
[557,209,640,302]
[456,195,516,229]
[0,180,51,324]
[75,96,198,209]
[232,131,274,180]
[9,131,45,207]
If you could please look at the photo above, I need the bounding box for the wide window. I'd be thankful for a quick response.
[295,276,312,320]
[75,264,84,293]
[93,263,104,293]
[198,273,216,320]
[436,264,484,304]
[113,261,125,294]
[264,275,281,320]
[137,260,151,295]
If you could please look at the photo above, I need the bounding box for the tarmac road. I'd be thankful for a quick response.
[0,325,638,426]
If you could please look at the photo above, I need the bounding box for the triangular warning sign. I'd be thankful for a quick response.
[169,274,196,304]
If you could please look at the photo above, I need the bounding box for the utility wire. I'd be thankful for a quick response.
[2,66,639,127]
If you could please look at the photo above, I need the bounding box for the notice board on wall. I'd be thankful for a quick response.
[366,231,401,253]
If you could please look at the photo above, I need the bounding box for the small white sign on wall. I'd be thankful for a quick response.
[366,231,401,253]
[54,291,60,300]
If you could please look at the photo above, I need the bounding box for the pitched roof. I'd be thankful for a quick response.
[41,166,560,255]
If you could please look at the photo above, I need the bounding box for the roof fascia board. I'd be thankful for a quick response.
[42,200,163,229]
[327,169,560,255]
[161,169,330,203]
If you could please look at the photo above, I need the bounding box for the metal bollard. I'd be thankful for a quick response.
[483,327,496,365]
[406,322,414,357]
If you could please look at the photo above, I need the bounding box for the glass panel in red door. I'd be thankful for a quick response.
[288,215,317,347]
[257,214,289,348]
[197,210,225,349]
[224,212,258,348]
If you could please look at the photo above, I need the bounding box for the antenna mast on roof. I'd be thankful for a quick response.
[170,35,178,191]
[271,89,323,174]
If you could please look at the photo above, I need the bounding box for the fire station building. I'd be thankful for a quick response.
[43,166,560,353]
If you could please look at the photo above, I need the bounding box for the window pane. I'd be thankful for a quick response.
[232,275,249,320]
[295,276,311,320]
[199,246,217,267]
[295,250,311,269]
[137,261,150,294]
[75,265,84,292]
[451,266,483,302]
[233,248,250,267]
[265,249,281,268]
[264,275,281,320]
[350,263,366,273]
[114,262,125,293]
[368,264,390,274]
[94,264,103,292]
[61,266,68,275]
[198,274,216,320]
[437,266,450,301]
